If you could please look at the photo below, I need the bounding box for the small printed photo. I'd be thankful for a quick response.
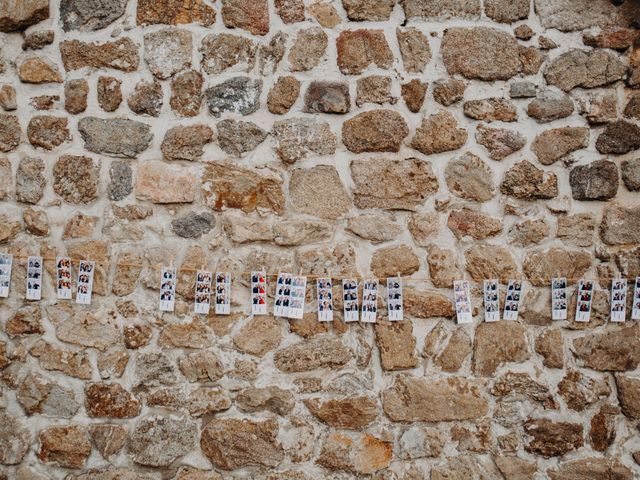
[486,281,497,291]
[28,259,40,269]
[613,280,625,290]
[553,279,567,289]
[553,300,567,310]
[163,270,174,280]
[457,302,470,313]
[578,301,591,312]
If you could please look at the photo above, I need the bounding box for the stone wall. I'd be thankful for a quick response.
[1,0,640,478]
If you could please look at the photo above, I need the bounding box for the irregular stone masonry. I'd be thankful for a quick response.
[1,0,640,478]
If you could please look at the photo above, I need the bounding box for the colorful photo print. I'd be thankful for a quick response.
[76,260,95,305]
[483,279,500,322]
[26,256,43,301]
[317,277,333,322]
[194,270,213,315]
[552,277,568,320]
[0,253,12,298]
[633,276,640,321]
[215,272,231,315]
[159,266,177,312]
[610,278,627,323]
[454,280,472,324]
[503,280,522,321]
[343,279,359,323]
[287,275,307,320]
[361,279,378,323]
[251,271,267,315]
[274,272,292,318]
[387,276,403,322]
[56,256,73,300]
[575,279,594,323]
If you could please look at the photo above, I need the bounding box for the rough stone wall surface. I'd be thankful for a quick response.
[1,0,640,478]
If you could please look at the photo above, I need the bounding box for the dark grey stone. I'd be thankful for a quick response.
[109,161,132,201]
[596,120,640,155]
[621,158,640,191]
[217,119,268,156]
[205,77,262,118]
[569,159,619,201]
[78,117,152,158]
[510,81,536,98]
[171,212,216,238]
[60,0,127,31]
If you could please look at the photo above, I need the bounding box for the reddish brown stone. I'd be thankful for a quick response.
[85,383,141,419]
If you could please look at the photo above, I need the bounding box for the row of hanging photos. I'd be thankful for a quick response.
[0,252,638,324]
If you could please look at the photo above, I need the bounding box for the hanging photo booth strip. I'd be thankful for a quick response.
[454,280,472,324]
[287,275,307,320]
[251,271,267,315]
[159,266,177,312]
[26,256,43,301]
[632,277,640,321]
[387,276,403,321]
[361,279,378,323]
[610,278,627,323]
[56,256,73,300]
[215,272,231,315]
[194,270,213,315]
[552,277,568,320]
[483,279,500,322]
[0,253,12,298]
[575,279,594,322]
[76,260,95,305]
[343,279,359,323]
[274,273,291,317]
[317,277,333,322]
[503,280,522,321]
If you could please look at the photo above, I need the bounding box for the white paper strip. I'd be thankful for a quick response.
[343,279,359,323]
[483,279,500,322]
[251,271,267,315]
[575,280,594,322]
[159,266,177,312]
[215,272,231,315]
[454,280,472,324]
[552,277,568,320]
[76,260,95,305]
[0,253,13,298]
[194,270,212,315]
[361,279,378,323]
[56,256,73,300]
[503,280,522,321]
[26,256,43,301]
[274,273,291,317]
[632,277,640,321]
[610,278,627,323]
[287,275,306,320]
[317,277,333,322]
[387,276,403,321]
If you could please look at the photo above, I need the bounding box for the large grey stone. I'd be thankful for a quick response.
[78,117,152,158]
[61,0,127,31]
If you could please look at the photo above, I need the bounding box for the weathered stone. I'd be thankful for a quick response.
[236,386,294,415]
[169,211,214,239]
[426,245,462,288]
[583,28,640,50]
[159,320,212,349]
[0,0,49,32]
[581,91,618,124]
[128,80,163,117]
[23,208,49,236]
[273,118,336,163]
[510,81,537,98]
[64,79,88,114]
[289,165,350,219]
[258,32,286,73]
[274,339,350,372]
[406,213,437,246]
[135,161,196,204]
[536,328,564,368]
[485,0,529,22]
[128,416,198,467]
[0,114,20,153]
[347,215,401,243]
[17,55,62,83]
[308,1,340,27]
[442,27,520,80]
[289,27,327,71]
[268,76,300,114]
[67,466,157,480]
[97,347,129,380]
[205,77,262,117]
[445,152,496,202]
[223,213,273,243]
[475,124,526,160]
[535,0,640,32]
[448,209,502,240]
[143,29,192,81]
[615,375,640,419]
[336,29,393,75]
[396,27,431,73]
[179,349,224,383]
[134,351,179,388]
[501,160,558,200]
[233,316,282,357]
[273,219,334,246]
[186,388,232,417]
[60,38,139,72]
[382,376,488,421]
[30,340,92,379]
[85,382,140,418]
[317,433,392,474]
[532,127,589,165]
[88,424,127,459]
[221,0,269,35]
[201,33,256,74]
[170,70,203,117]
[589,404,618,451]
[524,419,583,458]
[201,418,283,470]
[202,163,284,214]
[524,248,592,286]
[217,121,266,157]
[17,372,79,417]
[558,370,610,412]
[97,76,122,112]
[343,0,394,20]
[275,0,305,23]
[371,245,420,278]
[27,115,70,151]
[624,94,640,120]
[374,321,418,370]
[492,371,556,409]
[61,0,125,31]
[38,425,91,469]
[573,324,640,371]
[622,158,640,191]
[0,85,16,111]
[600,204,640,245]
[527,90,574,123]
[401,79,427,113]
[401,0,480,19]
[7,304,43,337]
[0,214,20,243]
[356,75,394,106]
[48,305,119,350]
[569,160,618,201]
[53,155,100,204]
[399,427,445,459]
[79,117,151,158]
[412,110,467,154]
[305,396,377,429]
[137,0,216,26]
[162,124,213,161]
[0,157,10,199]
[343,110,408,153]
[547,458,634,480]
[107,161,131,201]
[473,321,529,375]
[432,78,465,107]
[464,98,517,122]
[304,81,350,114]
[596,120,640,155]
[0,413,30,464]
[545,49,626,92]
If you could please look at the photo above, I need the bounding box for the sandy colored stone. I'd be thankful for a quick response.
[217,119,266,157]
[48,305,120,351]
[85,383,140,419]
[342,109,408,153]
[304,81,350,114]
[464,98,517,122]
[557,214,595,247]
[547,458,633,480]
[532,127,589,165]
[7,304,43,337]
[473,322,530,376]
[38,425,91,469]
[179,349,224,383]
[527,90,574,123]
[317,433,392,475]
[404,288,455,318]
[0,85,16,111]
[501,160,558,200]
[127,80,163,117]
[60,38,139,72]
[524,248,592,286]
[30,340,92,380]
[144,28,191,79]
[88,424,127,460]
[308,1,340,27]
[545,49,626,92]
[435,329,472,372]
[97,76,122,112]
[558,369,610,412]
[17,56,62,83]
[448,209,502,240]
[159,320,212,349]
[407,212,438,246]
[135,161,196,204]
[170,70,202,117]
[78,117,152,158]
[337,29,393,75]
[371,245,420,278]
[53,155,100,204]
[0,114,21,153]
[535,329,564,368]
[27,116,70,151]
[65,79,88,114]
[137,0,216,26]
[233,316,282,357]
[476,124,526,160]
[275,0,305,23]
[289,27,327,71]
[374,321,418,370]
[187,388,232,417]
[426,245,461,288]
[524,419,583,458]
[305,396,377,429]
[0,214,20,243]
[201,33,256,75]
[274,339,350,373]
[572,324,640,371]
[412,110,467,154]
[401,79,427,113]
[128,415,197,467]
[290,165,350,219]
[346,214,401,243]
[17,372,79,417]
[396,27,431,73]
[236,386,294,415]
[23,208,49,236]
[273,117,336,163]
[268,76,300,114]
[221,0,269,35]
[161,124,213,162]
[465,244,517,282]
[491,371,556,408]
[445,152,496,202]
[0,0,49,32]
